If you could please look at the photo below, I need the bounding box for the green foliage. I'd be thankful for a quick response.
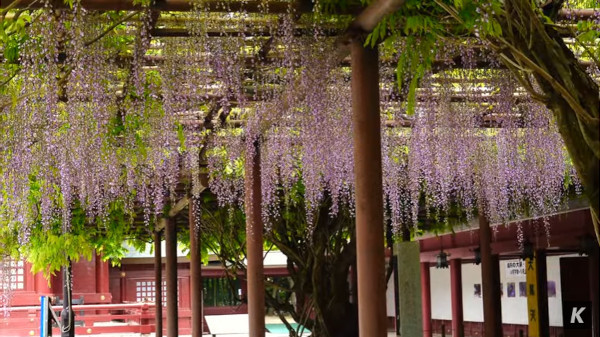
[360,0,508,113]
[317,0,358,14]
[568,0,599,8]
[200,193,247,268]
[0,11,31,64]
[132,0,154,7]
[0,10,31,88]
[20,198,134,278]
[0,8,179,277]
[207,140,245,179]
[573,21,600,62]
[0,174,135,277]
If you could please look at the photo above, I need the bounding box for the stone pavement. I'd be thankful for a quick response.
[76,333,399,337]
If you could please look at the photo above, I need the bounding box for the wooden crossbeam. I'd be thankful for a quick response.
[0,0,593,18]
[0,0,326,13]
[149,27,343,37]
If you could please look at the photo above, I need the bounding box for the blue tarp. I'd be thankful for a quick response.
[266,323,311,334]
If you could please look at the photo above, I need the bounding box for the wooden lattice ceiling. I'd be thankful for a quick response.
[1,0,597,127]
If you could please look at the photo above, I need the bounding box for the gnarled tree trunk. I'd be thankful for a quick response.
[492,0,600,242]
[267,200,359,337]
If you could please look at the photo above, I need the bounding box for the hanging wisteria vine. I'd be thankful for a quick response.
[0,0,594,260]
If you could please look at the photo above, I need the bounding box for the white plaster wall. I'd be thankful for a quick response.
[430,255,570,326]
[461,263,483,322]
[499,255,565,326]
[499,258,528,325]
[430,266,452,320]
[547,254,570,326]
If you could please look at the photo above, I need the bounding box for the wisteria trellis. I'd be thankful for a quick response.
[0,0,586,255]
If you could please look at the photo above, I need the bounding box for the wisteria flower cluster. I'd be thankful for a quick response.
[0,0,582,252]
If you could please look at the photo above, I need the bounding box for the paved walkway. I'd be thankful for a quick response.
[40,315,400,337]
[77,333,399,337]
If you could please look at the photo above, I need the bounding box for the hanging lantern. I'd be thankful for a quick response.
[473,247,481,265]
[520,241,534,260]
[578,235,595,256]
[436,251,449,269]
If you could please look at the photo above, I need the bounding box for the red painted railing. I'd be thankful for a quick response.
[0,303,156,337]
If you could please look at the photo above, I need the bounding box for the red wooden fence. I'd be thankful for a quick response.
[0,303,156,336]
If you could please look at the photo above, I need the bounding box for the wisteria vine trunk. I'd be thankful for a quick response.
[492,0,600,242]
[199,195,359,337]
[266,202,358,337]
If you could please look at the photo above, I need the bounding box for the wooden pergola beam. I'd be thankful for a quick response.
[333,0,405,61]
[149,27,343,38]
[1,0,595,21]
[108,50,592,70]
[0,0,323,13]
[155,195,190,231]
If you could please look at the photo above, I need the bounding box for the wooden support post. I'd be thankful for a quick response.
[479,215,502,337]
[190,197,204,337]
[24,262,35,292]
[561,256,594,337]
[421,262,432,337]
[155,229,163,337]
[450,259,464,337]
[95,254,110,295]
[244,141,265,337]
[351,40,387,337]
[166,218,178,337]
[95,253,110,315]
[591,244,600,337]
[35,271,53,295]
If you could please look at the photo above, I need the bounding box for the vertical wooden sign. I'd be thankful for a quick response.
[526,253,540,337]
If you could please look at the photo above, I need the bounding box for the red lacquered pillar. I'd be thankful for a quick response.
[450,259,464,337]
[35,271,52,295]
[166,218,178,337]
[244,141,265,337]
[351,40,387,337]
[189,197,203,337]
[479,215,502,337]
[421,262,432,337]
[95,254,110,297]
[155,229,163,337]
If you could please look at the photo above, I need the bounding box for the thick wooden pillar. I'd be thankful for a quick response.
[35,271,53,295]
[479,215,502,337]
[350,40,387,337]
[450,259,464,337]
[591,245,600,337]
[154,229,163,337]
[189,197,203,337]
[421,262,432,337]
[166,218,178,337]
[95,253,110,315]
[244,141,265,337]
[95,254,110,295]
[560,256,593,337]
[24,262,35,292]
